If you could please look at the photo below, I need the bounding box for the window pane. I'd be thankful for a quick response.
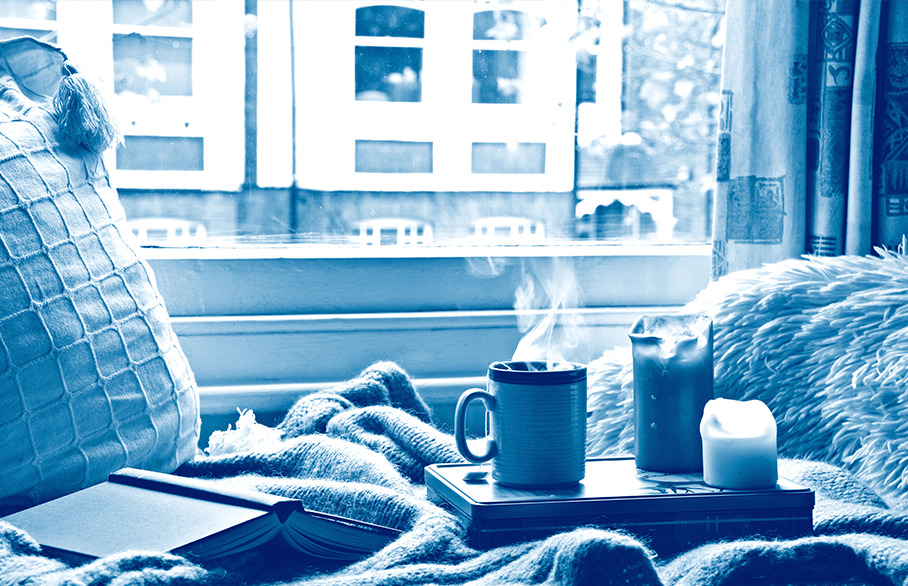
[117,136,203,171]
[355,6,424,38]
[355,46,421,102]
[0,0,55,20]
[0,27,56,43]
[355,140,432,173]
[473,10,525,41]
[577,54,596,104]
[473,49,521,104]
[112,0,192,27]
[113,33,192,97]
[472,143,545,174]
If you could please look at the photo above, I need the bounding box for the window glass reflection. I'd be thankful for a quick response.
[472,143,545,174]
[355,140,433,173]
[113,33,192,97]
[473,49,522,104]
[355,5,423,38]
[355,46,421,102]
[0,27,55,42]
[0,0,55,21]
[473,10,524,41]
[112,0,191,27]
[117,136,203,171]
[355,6,423,102]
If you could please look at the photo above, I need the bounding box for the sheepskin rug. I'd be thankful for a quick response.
[586,251,908,503]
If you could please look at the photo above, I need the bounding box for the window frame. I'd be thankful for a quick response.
[354,5,425,103]
[44,0,247,191]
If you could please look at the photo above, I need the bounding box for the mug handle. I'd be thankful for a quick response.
[454,388,497,463]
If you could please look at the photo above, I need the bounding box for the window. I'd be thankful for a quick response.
[471,142,545,174]
[116,136,204,172]
[472,10,534,104]
[355,140,433,173]
[354,46,421,102]
[0,0,54,22]
[1,0,722,424]
[354,5,424,102]
[106,0,244,190]
[112,0,192,27]
[0,0,54,41]
[113,33,193,97]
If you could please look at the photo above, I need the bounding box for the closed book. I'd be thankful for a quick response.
[426,457,814,554]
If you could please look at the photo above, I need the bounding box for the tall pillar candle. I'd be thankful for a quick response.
[700,398,778,489]
[629,314,714,472]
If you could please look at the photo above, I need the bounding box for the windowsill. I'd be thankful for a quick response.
[142,243,712,316]
[138,241,712,260]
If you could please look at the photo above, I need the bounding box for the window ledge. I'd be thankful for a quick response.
[139,242,711,260]
[144,243,712,316]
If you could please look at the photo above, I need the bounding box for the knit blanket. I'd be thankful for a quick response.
[2,362,908,586]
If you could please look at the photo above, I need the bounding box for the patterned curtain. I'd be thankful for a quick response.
[711,0,908,279]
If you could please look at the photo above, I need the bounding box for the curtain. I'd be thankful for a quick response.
[711,0,908,279]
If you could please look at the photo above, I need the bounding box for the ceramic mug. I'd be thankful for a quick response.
[453,360,587,488]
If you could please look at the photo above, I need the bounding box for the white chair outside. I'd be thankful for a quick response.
[127,218,208,246]
[470,216,545,244]
[355,218,433,246]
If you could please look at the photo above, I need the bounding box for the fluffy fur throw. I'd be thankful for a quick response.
[587,251,908,504]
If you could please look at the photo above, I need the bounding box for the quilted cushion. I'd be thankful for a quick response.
[0,37,199,512]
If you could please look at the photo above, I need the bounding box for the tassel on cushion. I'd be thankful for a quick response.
[52,65,121,155]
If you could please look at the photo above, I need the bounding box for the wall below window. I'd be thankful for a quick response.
[186,307,660,445]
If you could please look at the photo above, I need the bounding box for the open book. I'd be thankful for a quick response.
[2,468,401,563]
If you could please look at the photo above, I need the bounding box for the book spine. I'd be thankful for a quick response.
[806,0,858,256]
[873,4,908,250]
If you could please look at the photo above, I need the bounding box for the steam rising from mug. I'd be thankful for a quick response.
[512,257,585,369]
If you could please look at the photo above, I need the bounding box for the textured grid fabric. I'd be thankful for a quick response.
[0,37,199,512]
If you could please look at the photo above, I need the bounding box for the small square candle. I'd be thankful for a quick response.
[699,398,778,490]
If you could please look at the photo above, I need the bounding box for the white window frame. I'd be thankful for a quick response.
[50,0,247,191]
[283,0,576,193]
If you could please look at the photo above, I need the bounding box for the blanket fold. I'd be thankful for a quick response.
[2,361,908,586]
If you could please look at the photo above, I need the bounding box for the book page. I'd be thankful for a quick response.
[281,510,400,560]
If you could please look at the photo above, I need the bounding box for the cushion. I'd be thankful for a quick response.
[0,37,200,512]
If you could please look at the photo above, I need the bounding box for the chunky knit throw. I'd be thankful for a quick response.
[3,361,908,585]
